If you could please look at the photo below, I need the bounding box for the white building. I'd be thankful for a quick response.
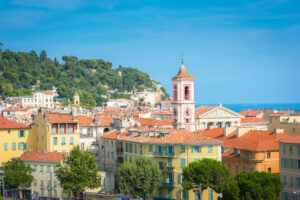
[21,91,55,108]
[105,99,134,108]
[20,152,67,200]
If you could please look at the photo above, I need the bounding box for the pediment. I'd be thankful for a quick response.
[198,106,243,119]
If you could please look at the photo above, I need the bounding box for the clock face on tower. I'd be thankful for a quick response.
[184,108,191,118]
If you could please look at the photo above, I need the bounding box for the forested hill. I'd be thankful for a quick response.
[0,43,169,106]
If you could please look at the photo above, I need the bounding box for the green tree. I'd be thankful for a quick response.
[0,159,34,189]
[222,171,283,200]
[119,156,163,200]
[55,146,100,200]
[39,50,47,61]
[182,158,230,197]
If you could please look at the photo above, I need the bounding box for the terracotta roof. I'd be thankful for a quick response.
[172,63,194,80]
[118,128,222,145]
[279,135,300,144]
[136,118,172,126]
[32,91,54,95]
[155,109,173,115]
[198,128,290,151]
[20,152,64,163]
[0,116,29,129]
[76,115,94,126]
[46,113,78,124]
[240,117,269,123]
[3,108,27,112]
[195,106,216,116]
[97,117,113,127]
[270,110,292,117]
[239,110,262,117]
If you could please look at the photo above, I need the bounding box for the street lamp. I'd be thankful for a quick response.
[0,170,5,200]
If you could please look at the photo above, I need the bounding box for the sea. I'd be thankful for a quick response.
[196,103,300,113]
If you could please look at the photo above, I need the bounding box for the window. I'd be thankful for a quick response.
[168,158,172,167]
[208,146,213,153]
[283,144,286,154]
[168,189,172,199]
[53,190,57,197]
[34,165,37,171]
[268,168,271,173]
[159,162,164,170]
[3,143,8,151]
[184,86,190,100]
[159,189,163,197]
[208,190,213,200]
[60,124,65,134]
[225,122,230,127]
[41,180,44,186]
[18,142,26,150]
[267,152,271,159]
[296,177,300,188]
[207,122,213,128]
[293,128,296,133]
[195,191,199,200]
[48,190,51,197]
[180,145,185,153]
[12,142,16,151]
[192,146,202,153]
[290,176,294,186]
[178,174,182,184]
[134,144,137,154]
[250,153,254,159]
[47,180,51,187]
[68,124,73,133]
[173,85,178,101]
[18,130,26,137]
[40,165,44,172]
[290,145,294,155]
[216,122,222,128]
[283,175,287,185]
[54,181,57,187]
[53,137,58,145]
[70,136,74,145]
[183,190,189,200]
[181,159,186,168]
[178,190,182,199]
[62,137,66,145]
[297,145,300,156]
[8,130,10,134]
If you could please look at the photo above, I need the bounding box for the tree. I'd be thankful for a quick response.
[0,159,34,189]
[118,156,163,200]
[39,50,47,61]
[55,146,100,200]
[222,171,283,200]
[182,158,230,197]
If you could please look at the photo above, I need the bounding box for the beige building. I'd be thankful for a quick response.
[33,111,80,153]
[20,152,67,199]
[279,135,300,200]
[269,113,300,136]
[21,91,55,108]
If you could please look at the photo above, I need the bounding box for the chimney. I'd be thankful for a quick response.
[236,127,253,138]
[223,127,237,137]
[274,128,284,134]
[208,125,217,130]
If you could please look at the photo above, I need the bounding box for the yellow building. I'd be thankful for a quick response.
[279,135,300,200]
[0,116,34,163]
[103,126,223,200]
[268,112,300,136]
[33,111,80,153]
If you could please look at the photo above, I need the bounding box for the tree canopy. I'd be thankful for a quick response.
[182,158,231,194]
[222,171,283,200]
[118,156,163,200]
[0,159,34,189]
[54,146,100,198]
[0,43,169,106]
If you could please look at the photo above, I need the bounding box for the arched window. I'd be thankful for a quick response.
[216,122,222,128]
[104,128,110,133]
[174,109,177,117]
[207,122,213,129]
[225,122,231,127]
[184,86,190,100]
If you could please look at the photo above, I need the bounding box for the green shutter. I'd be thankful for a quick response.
[298,145,300,156]
[18,130,20,137]
[191,146,194,153]
[178,190,182,199]
[178,174,182,184]
[24,143,26,150]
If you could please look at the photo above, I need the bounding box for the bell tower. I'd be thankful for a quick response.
[73,92,80,106]
[171,60,195,132]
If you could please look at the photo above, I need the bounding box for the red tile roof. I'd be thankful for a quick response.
[46,113,78,124]
[172,64,194,80]
[156,109,173,115]
[240,117,268,123]
[279,135,300,144]
[3,108,28,112]
[195,106,216,116]
[119,128,222,145]
[101,129,129,140]
[96,117,113,127]
[0,117,29,129]
[20,151,64,163]
[136,118,172,126]
[239,110,262,117]
[32,91,54,95]
[76,115,94,126]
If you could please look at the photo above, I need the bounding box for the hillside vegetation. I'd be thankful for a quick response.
[0,43,169,106]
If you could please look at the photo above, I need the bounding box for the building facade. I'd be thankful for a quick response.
[172,61,196,132]
[21,91,55,108]
[0,117,33,163]
[269,114,300,136]
[279,136,300,200]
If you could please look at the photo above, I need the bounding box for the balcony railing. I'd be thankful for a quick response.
[161,182,176,188]
[154,151,174,157]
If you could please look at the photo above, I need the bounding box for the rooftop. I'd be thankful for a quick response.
[46,112,78,124]
[20,151,64,163]
[172,62,194,80]
[0,116,29,129]
[240,117,269,123]
[239,110,262,117]
[195,106,216,116]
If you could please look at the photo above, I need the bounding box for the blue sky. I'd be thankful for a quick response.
[0,0,300,104]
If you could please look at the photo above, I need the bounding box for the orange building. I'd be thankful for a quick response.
[198,127,290,176]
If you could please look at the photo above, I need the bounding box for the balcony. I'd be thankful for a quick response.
[154,151,174,157]
[90,145,98,154]
[161,182,176,188]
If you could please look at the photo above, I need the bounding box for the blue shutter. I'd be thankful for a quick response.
[191,146,194,153]
[24,143,27,150]
[178,174,182,184]
[70,136,74,145]
[12,142,16,151]
[4,143,8,151]
[18,143,21,150]
[18,130,20,137]
[209,190,213,200]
